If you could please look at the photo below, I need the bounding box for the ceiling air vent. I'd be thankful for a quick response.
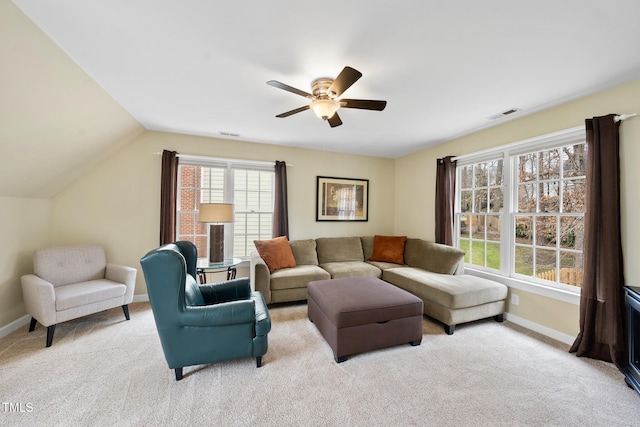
[219,131,240,137]
[488,108,520,120]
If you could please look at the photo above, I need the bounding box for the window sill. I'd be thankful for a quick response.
[463,266,580,306]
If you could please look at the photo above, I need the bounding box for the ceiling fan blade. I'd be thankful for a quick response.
[267,80,314,99]
[328,66,362,97]
[340,99,387,111]
[276,105,310,118]
[327,112,343,128]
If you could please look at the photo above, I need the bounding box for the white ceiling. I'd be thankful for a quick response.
[12,0,640,159]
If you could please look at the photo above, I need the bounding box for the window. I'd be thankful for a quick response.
[513,144,586,287]
[233,169,274,256]
[455,127,587,292]
[458,159,504,270]
[177,159,274,259]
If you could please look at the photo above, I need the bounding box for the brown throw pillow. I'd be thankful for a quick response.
[254,236,297,272]
[370,235,407,264]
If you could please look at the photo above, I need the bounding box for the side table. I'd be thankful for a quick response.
[196,258,242,284]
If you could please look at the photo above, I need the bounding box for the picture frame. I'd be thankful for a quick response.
[316,176,369,221]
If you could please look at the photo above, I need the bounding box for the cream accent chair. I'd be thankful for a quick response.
[21,245,137,347]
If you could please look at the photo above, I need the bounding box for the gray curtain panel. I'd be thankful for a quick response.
[570,114,625,370]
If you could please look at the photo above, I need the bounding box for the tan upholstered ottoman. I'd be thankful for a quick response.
[308,277,423,362]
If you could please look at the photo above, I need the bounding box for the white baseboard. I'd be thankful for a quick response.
[133,294,149,303]
[0,314,30,340]
[505,313,575,345]
[0,295,150,340]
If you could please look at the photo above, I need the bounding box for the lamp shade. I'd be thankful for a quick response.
[198,203,234,223]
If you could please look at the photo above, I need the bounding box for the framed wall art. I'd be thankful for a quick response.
[316,176,369,221]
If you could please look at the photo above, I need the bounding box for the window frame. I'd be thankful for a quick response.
[509,145,586,289]
[457,158,505,271]
[232,167,275,258]
[453,126,586,299]
[176,156,275,261]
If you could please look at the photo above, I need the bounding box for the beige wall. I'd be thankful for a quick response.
[49,131,396,296]
[0,197,52,327]
[395,78,640,338]
[1,0,144,198]
[507,288,580,335]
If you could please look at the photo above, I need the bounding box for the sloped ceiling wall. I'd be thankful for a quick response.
[0,0,144,198]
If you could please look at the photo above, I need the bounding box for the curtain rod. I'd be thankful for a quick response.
[152,152,294,167]
[614,113,637,122]
[452,113,637,162]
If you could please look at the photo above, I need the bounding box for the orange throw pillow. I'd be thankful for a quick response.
[254,236,297,273]
[370,235,407,265]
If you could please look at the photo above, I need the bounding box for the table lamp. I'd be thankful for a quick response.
[198,203,234,263]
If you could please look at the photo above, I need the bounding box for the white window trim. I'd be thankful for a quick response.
[454,126,586,305]
[453,126,584,164]
[177,154,275,168]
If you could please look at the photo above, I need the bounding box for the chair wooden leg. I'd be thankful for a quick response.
[444,324,455,335]
[175,368,183,381]
[122,304,130,320]
[46,324,56,347]
[494,314,504,323]
[28,317,37,332]
[256,356,263,368]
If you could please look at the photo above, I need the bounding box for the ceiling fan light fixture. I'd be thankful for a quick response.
[310,98,340,120]
[268,66,385,127]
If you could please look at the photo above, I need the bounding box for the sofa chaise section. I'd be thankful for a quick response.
[383,267,507,334]
[381,239,507,334]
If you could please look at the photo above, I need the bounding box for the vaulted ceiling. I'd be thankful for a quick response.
[4,1,640,197]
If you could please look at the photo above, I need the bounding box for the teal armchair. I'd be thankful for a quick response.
[140,241,271,381]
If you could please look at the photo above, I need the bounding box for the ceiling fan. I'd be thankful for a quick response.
[267,66,387,128]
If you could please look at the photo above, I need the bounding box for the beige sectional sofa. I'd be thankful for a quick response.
[250,236,508,334]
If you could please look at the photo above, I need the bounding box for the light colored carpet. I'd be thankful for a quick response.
[1,302,637,426]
